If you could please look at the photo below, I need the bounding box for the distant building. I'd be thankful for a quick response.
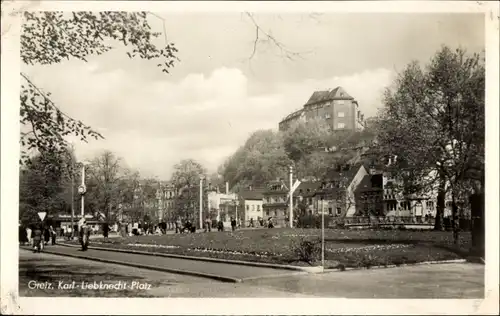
[262,179,290,227]
[279,86,365,132]
[238,186,265,226]
[313,164,368,217]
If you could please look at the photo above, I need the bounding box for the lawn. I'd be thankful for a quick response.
[66,228,471,269]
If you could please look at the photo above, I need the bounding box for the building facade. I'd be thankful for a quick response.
[262,179,290,227]
[279,86,365,132]
[238,188,265,226]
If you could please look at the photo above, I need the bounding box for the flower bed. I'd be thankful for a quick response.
[65,228,470,268]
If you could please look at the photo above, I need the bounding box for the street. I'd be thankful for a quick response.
[19,248,484,298]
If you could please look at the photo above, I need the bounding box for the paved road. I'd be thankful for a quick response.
[24,245,302,282]
[246,263,485,298]
[18,249,316,298]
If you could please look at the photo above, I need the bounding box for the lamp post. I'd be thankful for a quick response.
[289,165,293,228]
[199,175,204,230]
[77,163,88,233]
[321,198,325,269]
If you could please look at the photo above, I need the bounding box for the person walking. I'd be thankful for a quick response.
[217,220,224,232]
[32,224,43,252]
[230,217,236,232]
[204,217,212,232]
[43,226,50,245]
[103,222,109,239]
[50,226,56,245]
[175,218,182,234]
[26,226,32,245]
[19,222,28,245]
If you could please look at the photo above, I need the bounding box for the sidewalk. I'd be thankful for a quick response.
[24,245,304,283]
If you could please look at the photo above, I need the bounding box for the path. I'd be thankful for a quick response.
[18,249,317,298]
[22,245,304,282]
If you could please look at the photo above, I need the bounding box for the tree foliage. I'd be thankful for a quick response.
[376,46,485,233]
[220,129,292,190]
[19,149,74,224]
[20,11,179,164]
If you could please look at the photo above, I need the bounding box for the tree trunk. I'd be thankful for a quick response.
[434,173,446,231]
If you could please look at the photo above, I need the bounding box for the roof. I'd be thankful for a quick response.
[296,181,321,197]
[356,174,384,193]
[279,108,304,123]
[238,189,265,200]
[323,163,364,184]
[304,87,354,106]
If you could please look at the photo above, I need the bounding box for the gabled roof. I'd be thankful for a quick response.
[323,163,364,184]
[356,174,384,193]
[304,86,354,106]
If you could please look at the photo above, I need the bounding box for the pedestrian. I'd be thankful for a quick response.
[50,225,56,245]
[250,217,254,228]
[230,217,236,232]
[175,218,182,234]
[268,217,274,229]
[43,226,50,245]
[32,224,43,252]
[26,226,32,245]
[19,222,28,245]
[217,220,224,232]
[103,222,109,239]
[204,217,212,232]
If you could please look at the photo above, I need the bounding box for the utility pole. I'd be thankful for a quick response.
[321,198,325,269]
[71,168,75,238]
[199,176,204,230]
[289,165,293,228]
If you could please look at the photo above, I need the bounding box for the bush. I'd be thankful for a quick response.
[292,237,321,264]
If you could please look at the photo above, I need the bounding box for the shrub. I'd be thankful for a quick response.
[292,237,321,264]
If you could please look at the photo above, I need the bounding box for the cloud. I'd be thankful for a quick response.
[24,61,394,179]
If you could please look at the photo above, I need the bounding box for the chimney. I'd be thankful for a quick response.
[226,182,229,194]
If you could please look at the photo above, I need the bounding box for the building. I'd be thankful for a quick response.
[237,187,265,226]
[295,181,322,215]
[354,174,385,216]
[279,86,365,132]
[313,164,368,217]
[262,179,290,227]
[207,189,238,224]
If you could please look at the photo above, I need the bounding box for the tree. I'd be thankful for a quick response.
[377,46,485,240]
[19,148,73,224]
[221,130,292,190]
[282,118,331,163]
[86,150,126,222]
[20,11,179,164]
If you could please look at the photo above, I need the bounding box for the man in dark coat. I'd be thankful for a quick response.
[230,217,237,232]
[43,226,50,245]
[103,222,109,238]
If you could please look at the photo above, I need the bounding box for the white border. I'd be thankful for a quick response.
[1,1,499,315]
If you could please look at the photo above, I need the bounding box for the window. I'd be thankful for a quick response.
[337,123,345,129]
[338,111,345,118]
[266,210,269,216]
[337,100,345,105]
[257,205,260,211]
[325,114,331,119]
[252,205,255,211]
[246,205,249,211]
[336,207,342,215]
[426,201,434,209]
[328,208,333,215]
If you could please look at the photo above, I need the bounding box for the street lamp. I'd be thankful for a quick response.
[199,175,205,230]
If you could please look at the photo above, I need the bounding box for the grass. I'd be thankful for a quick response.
[65,228,471,269]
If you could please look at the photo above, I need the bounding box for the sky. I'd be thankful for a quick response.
[22,12,485,180]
